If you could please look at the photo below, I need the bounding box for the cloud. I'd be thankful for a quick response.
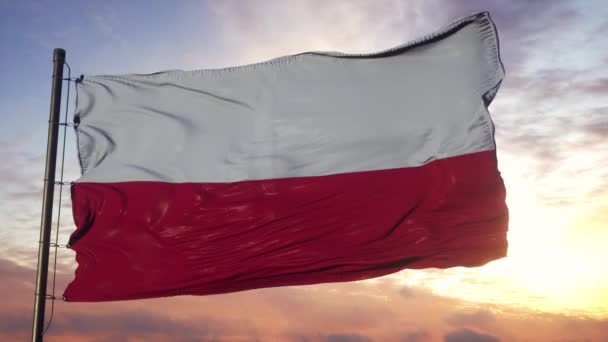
[0,127,81,259]
[204,0,583,72]
[488,68,608,207]
[1,1,608,341]
[445,309,495,329]
[51,310,208,338]
[0,313,30,335]
[1,256,607,341]
[580,106,608,138]
[325,334,372,342]
[205,0,583,75]
[444,328,500,342]
[398,285,416,298]
[402,329,431,342]
[207,0,423,66]
[0,132,44,189]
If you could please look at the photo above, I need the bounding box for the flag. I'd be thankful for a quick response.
[64,12,508,302]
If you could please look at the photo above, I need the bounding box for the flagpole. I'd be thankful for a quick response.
[32,48,65,342]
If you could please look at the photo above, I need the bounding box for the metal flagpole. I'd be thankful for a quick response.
[32,48,65,342]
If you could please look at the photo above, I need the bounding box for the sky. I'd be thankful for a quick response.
[1,0,607,340]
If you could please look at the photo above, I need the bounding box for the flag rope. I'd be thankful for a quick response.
[41,61,73,336]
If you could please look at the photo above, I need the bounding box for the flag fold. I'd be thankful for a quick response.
[65,11,508,302]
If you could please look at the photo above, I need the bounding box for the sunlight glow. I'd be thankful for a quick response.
[397,189,608,318]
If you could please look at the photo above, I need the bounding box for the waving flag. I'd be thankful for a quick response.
[64,12,508,302]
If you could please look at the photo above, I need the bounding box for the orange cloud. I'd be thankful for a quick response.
[2,257,607,341]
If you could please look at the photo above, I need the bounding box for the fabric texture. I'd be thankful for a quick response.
[65,11,508,302]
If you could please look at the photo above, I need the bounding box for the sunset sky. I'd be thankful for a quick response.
[1,0,607,341]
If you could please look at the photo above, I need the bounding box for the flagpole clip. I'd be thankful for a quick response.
[44,294,66,301]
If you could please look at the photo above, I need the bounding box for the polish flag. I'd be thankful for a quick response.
[65,12,508,302]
